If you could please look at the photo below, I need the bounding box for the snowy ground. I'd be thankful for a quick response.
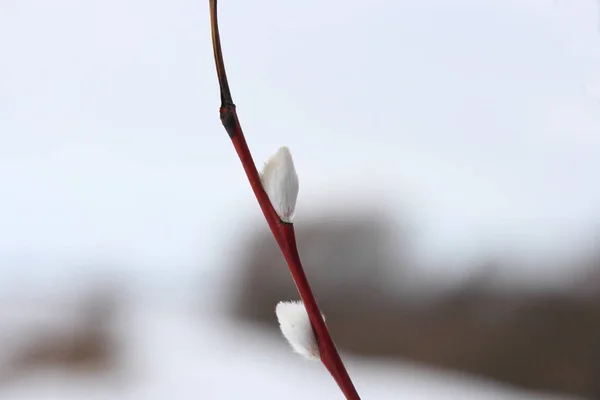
[0,297,583,400]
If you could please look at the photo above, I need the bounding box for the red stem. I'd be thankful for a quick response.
[279,224,360,399]
[229,109,361,399]
[209,1,360,396]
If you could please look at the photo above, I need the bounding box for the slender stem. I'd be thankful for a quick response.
[279,224,360,399]
[231,107,361,400]
[208,1,361,398]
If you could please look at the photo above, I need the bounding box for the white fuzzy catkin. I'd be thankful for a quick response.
[275,300,323,361]
[260,147,299,223]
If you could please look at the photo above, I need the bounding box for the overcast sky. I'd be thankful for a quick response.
[1,0,600,293]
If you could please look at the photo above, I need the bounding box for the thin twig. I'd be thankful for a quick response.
[208,1,361,398]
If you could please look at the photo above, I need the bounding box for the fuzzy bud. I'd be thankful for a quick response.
[260,146,299,223]
[275,300,323,360]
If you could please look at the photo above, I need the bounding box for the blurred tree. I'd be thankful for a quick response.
[227,206,600,399]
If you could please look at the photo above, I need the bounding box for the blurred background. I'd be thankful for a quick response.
[1,0,600,399]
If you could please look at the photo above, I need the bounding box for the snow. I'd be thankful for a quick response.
[0,300,582,400]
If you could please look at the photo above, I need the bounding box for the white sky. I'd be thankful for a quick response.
[1,0,600,293]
